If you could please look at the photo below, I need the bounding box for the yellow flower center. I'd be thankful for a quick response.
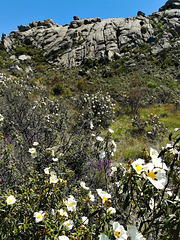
[8,199,12,203]
[103,197,108,203]
[115,231,120,238]
[37,214,42,219]
[148,171,156,180]
[68,203,73,207]
[66,223,70,226]
[136,165,142,172]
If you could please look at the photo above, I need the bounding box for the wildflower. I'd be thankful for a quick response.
[90,120,94,130]
[113,222,128,239]
[58,209,68,218]
[52,157,58,162]
[6,195,16,205]
[111,140,117,152]
[150,148,168,170]
[99,150,106,159]
[34,211,45,223]
[127,225,145,240]
[59,236,70,240]
[0,114,4,121]
[50,174,59,184]
[80,181,90,190]
[63,219,74,230]
[88,191,95,201]
[64,195,77,212]
[110,166,117,176]
[28,147,37,158]
[96,189,111,203]
[131,159,145,174]
[149,198,157,210]
[108,128,114,134]
[96,136,104,142]
[107,207,116,214]
[44,167,50,174]
[33,142,39,146]
[99,234,110,240]
[82,216,89,225]
[144,166,167,189]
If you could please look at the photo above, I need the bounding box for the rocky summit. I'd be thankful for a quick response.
[1,0,180,68]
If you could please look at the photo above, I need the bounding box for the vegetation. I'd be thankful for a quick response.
[0,32,180,239]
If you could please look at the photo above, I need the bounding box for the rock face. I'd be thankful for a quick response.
[1,0,180,67]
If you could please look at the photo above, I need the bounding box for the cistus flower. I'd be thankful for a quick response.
[150,147,168,170]
[59,236,70,240]
[144,164,167,189]
[88,191,95,201]
[107,207,116,214]
[33,211,45,223]
[50,174,59,184]
[99,150,106,159]
[99,234,110,240]
[96,189,111,203]
[33,142,39,146]
[44,167,51,174]
[110,166,117,176]
[80,181,90,190]
[6,195,16,205]
[96,136,104,142]
[63,219,74,230]
[131,159,145,174]
[82,216,89,225]
[113,222,128,239]
[0,114,4,121]
[57,209,68,218]
[28,147,37,158]
[127,225,145,240]
[64,195,77,212]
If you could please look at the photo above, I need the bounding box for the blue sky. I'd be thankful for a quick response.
[1,0,167,37]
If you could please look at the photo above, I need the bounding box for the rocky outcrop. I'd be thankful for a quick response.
[1,1,180,67]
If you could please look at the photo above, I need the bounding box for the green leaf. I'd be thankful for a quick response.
[173,222,180,240]
[169,128,180,141]
[123,194,130,210]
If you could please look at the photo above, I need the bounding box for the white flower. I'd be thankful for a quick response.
[58,209,68,218]
[59,236,70,240]
[107,207,116,214]
[127,225,145,240]
[50,174,59,184]
[64,195,77,212]
[113,222,128,239]
[28,147,37,158]
[96,189,111,203]
[82,216,89,225]
[80,181,90,190]
[34,211,45,223]
[88,191,95,201]
[150,148,168,170]
[63,219,74,230]
[44,167,50,174]
[99,234,110,240]
[28,147,36,154]
[33,142,39,146]
[132,159,145,174]
[145,167,167,189]
[108,128,114,134]
[0,114,4,121]
[99,150,106,159]
[90,120,94,130]
[52,157,58,162]
[6,195,16,205]
[111,140,117,152]
[96,136,104,142]
[110,166,117,176]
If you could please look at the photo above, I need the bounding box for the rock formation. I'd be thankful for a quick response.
[1,0,180,68]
